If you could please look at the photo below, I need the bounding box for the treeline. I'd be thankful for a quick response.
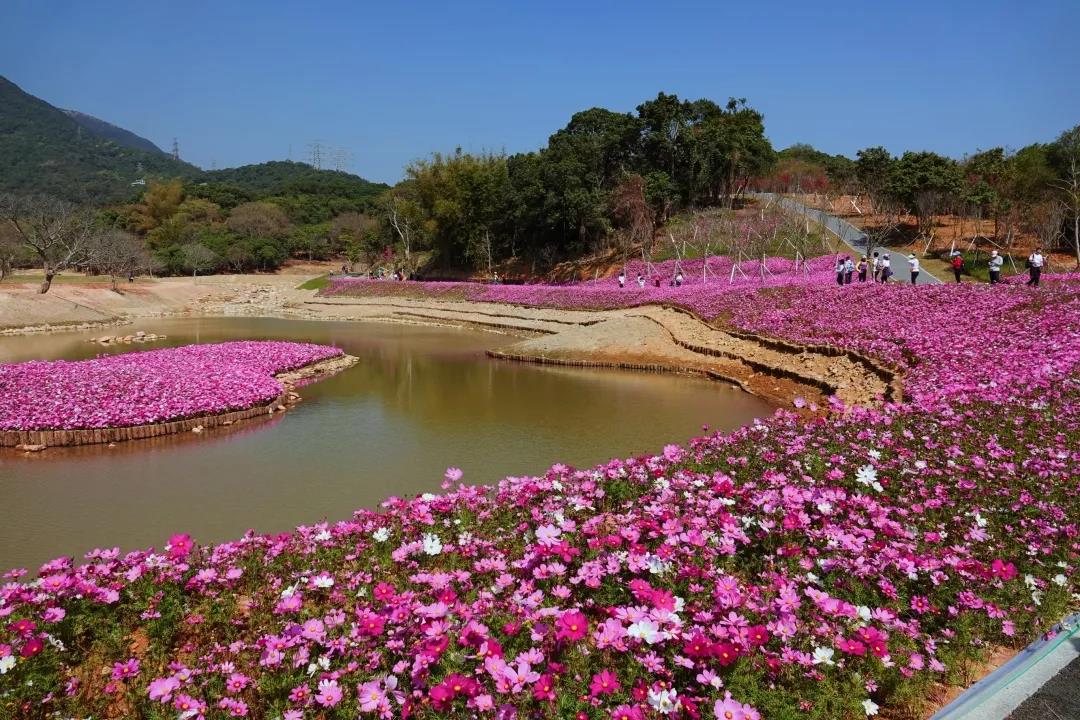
[757,127,1080,262]
[389,93,775,272]
[90,162,390,276]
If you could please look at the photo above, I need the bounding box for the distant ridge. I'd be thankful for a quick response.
[0,74,198,202]
[62,109,166,156]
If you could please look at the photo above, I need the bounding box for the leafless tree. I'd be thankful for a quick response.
[0,193,98,293]
[93,230,153,290]
[610,175,655,269]
[181,242,218,279]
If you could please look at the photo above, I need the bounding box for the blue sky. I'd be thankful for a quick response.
[2,0,1077,184]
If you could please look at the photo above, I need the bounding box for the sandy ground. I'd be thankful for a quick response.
[0,273,897,409]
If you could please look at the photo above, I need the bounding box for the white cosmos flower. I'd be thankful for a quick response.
[372,527,390,542]
[1053,574,1067,586]
[627,619,662,644]
[422,534,443,556]
[648,687,679,714]
[0,656,15,674]
[812,646,836,666]
[863,699,879,716]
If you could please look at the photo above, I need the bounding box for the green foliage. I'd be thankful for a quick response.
[400,93,775,271]
[0,75,199,202]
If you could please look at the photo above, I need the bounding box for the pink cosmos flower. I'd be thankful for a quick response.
[315,679,343,708]
[590,669,621,696]
[147,676,180,703]
[555,610,588,642]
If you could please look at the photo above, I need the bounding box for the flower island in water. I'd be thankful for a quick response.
[1,265,1079,719]
[0,341,355,448]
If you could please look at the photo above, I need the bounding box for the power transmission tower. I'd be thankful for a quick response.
[171,138,180,161]
[307,140,324,170]
[333,147,352,172]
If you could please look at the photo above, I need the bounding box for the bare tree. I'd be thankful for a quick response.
[0,194,97,293]
[610,175,655,268]
[382,195,424,274]
[94,230,153,290]
[181,242,218,279]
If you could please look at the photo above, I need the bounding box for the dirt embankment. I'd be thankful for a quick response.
[1,274,898,412]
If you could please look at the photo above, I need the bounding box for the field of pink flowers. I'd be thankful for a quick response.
[1,268,1078,720]
[0,342,343,431]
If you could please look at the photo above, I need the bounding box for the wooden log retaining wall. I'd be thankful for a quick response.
[1,392,287,448]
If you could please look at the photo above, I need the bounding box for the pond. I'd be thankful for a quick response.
[0,317,774,570]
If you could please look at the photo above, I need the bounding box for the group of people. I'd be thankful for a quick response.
[834,253,898,284]
[617,270,683,289]
[835,248,1048,287]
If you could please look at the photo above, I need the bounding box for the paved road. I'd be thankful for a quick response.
[758,193,942,285]
[1007,643,1080,720]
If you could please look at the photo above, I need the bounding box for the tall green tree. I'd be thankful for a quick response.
[887,151,963,236]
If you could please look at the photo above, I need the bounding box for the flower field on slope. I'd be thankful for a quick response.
[1,273,1079,720]
[0,342,343,431]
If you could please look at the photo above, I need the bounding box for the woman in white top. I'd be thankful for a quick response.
[907,254,920,285]
[1026,248,1044,287]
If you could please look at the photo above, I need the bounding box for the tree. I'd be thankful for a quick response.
[129,180,184,232]
[226,201,293,240]
[0,219,30,281]
[1050,125,1080,266]
[610,174,654,265]
[855,147,895,212]
[380,191,426,272]
[93,229,153,290]
[887,152,963,237]
[181,242,218,278]
[0,193,98,293]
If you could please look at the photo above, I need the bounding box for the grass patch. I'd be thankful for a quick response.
[296,274,331,290]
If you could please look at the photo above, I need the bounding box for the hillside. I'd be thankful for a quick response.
[195,160,388,200]
[0,75,198,202]
[188,160,390,222]
[62,109,166,155]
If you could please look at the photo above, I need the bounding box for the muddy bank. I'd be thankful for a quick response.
[0,276,899,410]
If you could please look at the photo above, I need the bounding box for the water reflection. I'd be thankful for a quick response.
[0,317,773,570]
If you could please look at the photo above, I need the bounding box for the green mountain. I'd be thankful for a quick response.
[189,161,390,222]
[0,75,199,202]
[62,109,166,155]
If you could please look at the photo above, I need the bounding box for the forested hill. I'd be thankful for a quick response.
[188,161,390,224]
[0,75,199,202]
[195,161,388,201]
[62,109,166,155]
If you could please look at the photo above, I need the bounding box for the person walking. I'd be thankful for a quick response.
[636,273,646,289]
[1026,248,1044,287]
[988,250,1004,284]
[844,256,855,285]
[617,271,626,288]
[835,257,845,286]
[880,254,892,282]
[907,254,920,285]
[950,252,965,283]
[675,270,684,287]
[857,256,869,283]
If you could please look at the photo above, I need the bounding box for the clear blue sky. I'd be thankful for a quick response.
[2,0,1077,184]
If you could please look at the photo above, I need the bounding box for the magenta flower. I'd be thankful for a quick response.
[555,610,588,642]
[314,678,342,708]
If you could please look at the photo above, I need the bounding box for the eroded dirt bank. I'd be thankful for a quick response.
[0,277,899,410]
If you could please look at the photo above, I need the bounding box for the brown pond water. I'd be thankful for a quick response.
[0,317,774,571]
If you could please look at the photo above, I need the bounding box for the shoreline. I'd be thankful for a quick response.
[2,353,358,450]
[0,277,900,411]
